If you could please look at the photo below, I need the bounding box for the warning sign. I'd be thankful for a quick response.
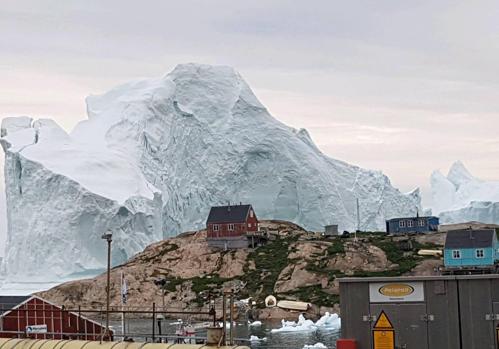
[373,311,395,349]
[373,330,395,349]
[374,310,394,329]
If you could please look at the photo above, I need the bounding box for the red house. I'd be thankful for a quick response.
[206,204,258,249]
[0,295,110,340]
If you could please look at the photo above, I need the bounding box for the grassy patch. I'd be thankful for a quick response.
[371,238,420,275]
[239,236,298,303]
[161,277,184,292]
[327,239,345,255]
[141,243,180,263]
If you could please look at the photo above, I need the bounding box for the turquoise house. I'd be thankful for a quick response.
[444,229,499,268]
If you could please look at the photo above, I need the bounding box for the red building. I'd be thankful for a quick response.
[0,295,110,340]
[206,204,258,249]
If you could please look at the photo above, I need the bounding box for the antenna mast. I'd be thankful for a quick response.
[355,198,360,241]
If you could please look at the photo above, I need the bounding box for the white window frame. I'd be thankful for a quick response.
[407,220,414,228]
[418,219,426,227]
[228,223,234,231]
[213,224,219,232]
[250,210,254,218]
[248,223,252,228]
[452,250,461,259]
[475,249,484,258]
[399,220,406,228]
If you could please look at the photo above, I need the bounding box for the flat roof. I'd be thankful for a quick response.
[387,216,438,222]
[338,274,499,283]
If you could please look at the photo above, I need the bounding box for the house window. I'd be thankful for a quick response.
[399,220,406,228]
[248,223,252,228]
[213,224,219,231]
[228,224,234,231]
[418,219,426,227]
[475,249,484,258]
[452,250,461,259]
[407,220,414,228]
[250,210,254,218]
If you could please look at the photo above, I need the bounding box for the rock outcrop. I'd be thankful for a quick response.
[39,221,444,314]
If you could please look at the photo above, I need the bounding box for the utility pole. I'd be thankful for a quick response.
[229,292,234,345]
[356,198,360,241]
[101,231,113,339]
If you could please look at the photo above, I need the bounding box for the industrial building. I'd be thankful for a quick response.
[338,275,499,349]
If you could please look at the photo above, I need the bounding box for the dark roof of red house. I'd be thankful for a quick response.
[207,204,253,224]
[0,296,30,315]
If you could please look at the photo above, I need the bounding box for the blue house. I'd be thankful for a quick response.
[385,216,439,234]
[444,229,499,268]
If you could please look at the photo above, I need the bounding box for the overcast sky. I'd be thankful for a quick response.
[1,0,499,235]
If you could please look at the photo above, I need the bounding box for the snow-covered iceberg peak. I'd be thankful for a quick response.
[431,161,499,224]
[447,160,475,188]
[2,63,421,282]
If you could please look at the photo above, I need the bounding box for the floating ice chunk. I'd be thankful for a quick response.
[315,312,341,329]
[271,313,341,333]
[272,314,317,333]
[303,343,327,349]
[249,320,262,327]
[249,335,267,342]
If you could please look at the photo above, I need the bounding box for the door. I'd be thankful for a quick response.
[370,303,429,349]
[458,279,496,349]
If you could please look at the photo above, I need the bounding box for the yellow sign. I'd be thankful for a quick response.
[373,329,395,349]
[496,326,499,349]
[374,311,394,329]
[379,284,414,297]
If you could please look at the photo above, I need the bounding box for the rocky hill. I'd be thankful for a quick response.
[39,220,444,318]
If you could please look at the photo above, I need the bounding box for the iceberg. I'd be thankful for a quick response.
[271,313,341,333]
[248,320,262,327]
[431,161,499,224]
[303,344,327,349]
[1,63,421,282]
[249,335,267,342]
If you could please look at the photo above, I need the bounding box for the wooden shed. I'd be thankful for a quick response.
[0,295,110,340]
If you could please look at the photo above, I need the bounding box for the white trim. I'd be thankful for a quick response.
[213,224,219,231]
[475,249,485,258]
[228,223,234,231]
[452,250,461,259]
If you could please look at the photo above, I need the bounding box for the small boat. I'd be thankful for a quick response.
[277,300,311,311]
[174,319,196,343]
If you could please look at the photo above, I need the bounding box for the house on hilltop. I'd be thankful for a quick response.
[206,204,258,249]
[386,215,439,234]
[444,229,499,269]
